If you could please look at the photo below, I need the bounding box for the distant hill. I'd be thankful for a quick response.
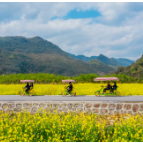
[68,53,134,67]
[87,59,105,66]
[96,54,120,66]
[68,53,97,62]
[113,55,143,79]
[0,36,115,76]
[87,59,119,71]
[111,58,135,67]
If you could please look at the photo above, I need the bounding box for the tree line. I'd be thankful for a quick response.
[0,73,142,84]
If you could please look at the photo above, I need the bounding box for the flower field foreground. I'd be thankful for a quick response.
[0,111,143,142]
[0,83,143,95]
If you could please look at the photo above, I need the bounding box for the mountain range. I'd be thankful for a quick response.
[0,36,116,76]
[68,53,134,67]
[0,36,135,76]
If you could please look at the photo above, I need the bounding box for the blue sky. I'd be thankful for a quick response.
[0,2,143,60]
[64,9,101,19]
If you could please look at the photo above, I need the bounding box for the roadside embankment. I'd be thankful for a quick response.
[0,101,143,115]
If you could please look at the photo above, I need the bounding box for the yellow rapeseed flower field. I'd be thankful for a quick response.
[0,111,143,142]
[0,83,143,95]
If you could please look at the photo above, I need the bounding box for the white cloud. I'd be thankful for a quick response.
[0,2,143,61]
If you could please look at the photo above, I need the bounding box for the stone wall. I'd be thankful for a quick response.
[0,101,143,115]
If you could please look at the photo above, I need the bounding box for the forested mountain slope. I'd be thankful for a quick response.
[0,36,115,76]
[113,55,143,79]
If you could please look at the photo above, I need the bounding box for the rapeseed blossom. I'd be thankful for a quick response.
[1,83,143,95]
[0,110,143,142]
